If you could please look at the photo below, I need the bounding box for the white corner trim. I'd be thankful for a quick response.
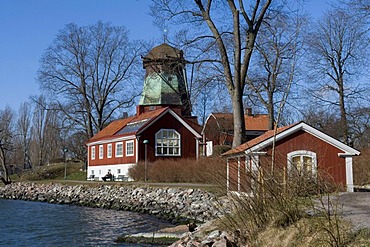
[135,138,139,163]
[345,156,354,192]
[196,138,199,159]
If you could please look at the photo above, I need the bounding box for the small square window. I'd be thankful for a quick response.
[126,140,134,156]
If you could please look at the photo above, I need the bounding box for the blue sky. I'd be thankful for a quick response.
[0,0,328,112]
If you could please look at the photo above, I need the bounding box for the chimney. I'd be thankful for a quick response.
[245,108,252,116]
[136,105,144,116]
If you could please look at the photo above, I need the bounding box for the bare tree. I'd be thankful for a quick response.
[16,102,32,169]
[246,9,304,130]
[38,21,143,139]
[151,0,273,147]
[66,131,88,164]
[30,96,62,166]
[305,7,369,145]
[0,107,14,184]
[349,0,370,17]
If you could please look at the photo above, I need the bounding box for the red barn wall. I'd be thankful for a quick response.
[137,112,199,162]
[227,130,348,192]
[265,130,347,187]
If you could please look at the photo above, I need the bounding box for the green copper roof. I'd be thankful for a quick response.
[139,72,182,106]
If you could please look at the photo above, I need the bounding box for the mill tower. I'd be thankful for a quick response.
[138,43,192,116]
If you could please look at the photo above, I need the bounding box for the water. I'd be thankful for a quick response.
[0,199,175,247]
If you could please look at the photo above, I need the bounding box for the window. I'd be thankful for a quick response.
[107,144,112,158]
[99,145,104,159]
[155,129,180,156]
[116,142,123,157]
[117,169,121,174]
[126,140,134,156]
[288,151,317,177]
[91,146,96,160]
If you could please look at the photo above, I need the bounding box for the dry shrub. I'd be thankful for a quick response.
[219,157,349,246]
[128,157,226,184]
[255,216,352,247]
[353,147,370,185]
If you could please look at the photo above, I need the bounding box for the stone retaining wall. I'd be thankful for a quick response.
[0,182,225,223]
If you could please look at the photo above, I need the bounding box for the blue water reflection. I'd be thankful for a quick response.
[0,199,174,246]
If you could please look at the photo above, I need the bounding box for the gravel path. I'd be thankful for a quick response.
[337,192,370,230]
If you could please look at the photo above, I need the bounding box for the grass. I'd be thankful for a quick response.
[14,162,86,181]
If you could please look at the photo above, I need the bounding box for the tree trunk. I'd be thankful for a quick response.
[338,80,349,144]
[268,92,275,130]
[232,88,246,147]
[0,148,11,185]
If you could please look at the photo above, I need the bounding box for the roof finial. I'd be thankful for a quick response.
[163,19,168,43]
[164,28,168,43]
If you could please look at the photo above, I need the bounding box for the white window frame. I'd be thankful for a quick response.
[91,146,96,160]
[287,150,317,176]
[155,129,181,156]
[99,145,104,159]
[115,142,123,157]
[107,144,112,158]
[126,140,134,156]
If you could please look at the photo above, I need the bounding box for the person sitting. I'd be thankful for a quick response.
[102,171,113,181]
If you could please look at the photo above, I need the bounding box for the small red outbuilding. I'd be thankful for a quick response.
[223,122,360,193]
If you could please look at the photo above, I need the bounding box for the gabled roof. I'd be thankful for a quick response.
[223,121,360,157]
[86,107,201,145]
[87,117,135,143]
[144,43,183,60]
[202,112,270,134]
[137,108,202,138]
[86,108,168,144]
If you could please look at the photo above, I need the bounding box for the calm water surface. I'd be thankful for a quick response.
[0,199,175,246]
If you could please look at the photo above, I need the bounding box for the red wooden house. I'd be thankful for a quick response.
[86,43,202,181]
[223,122,360,193]
[202,108,269,156]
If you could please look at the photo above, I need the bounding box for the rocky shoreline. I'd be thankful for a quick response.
[0,182,226,224]
[0,182,240,246]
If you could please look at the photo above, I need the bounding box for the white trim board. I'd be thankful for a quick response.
[245,122,360,156]
[137,108,202,139]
